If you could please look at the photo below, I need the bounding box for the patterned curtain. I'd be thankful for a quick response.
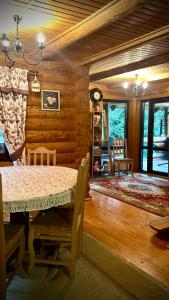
[0,66,28,163]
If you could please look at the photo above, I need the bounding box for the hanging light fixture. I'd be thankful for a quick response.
[123,74,148,97]
[1,15,45,67]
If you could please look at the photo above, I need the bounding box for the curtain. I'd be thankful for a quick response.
[0,66,28,163]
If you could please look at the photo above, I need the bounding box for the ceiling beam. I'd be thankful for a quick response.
[89,52,169,82]
[80,24,169,66]
[42,0,148,59]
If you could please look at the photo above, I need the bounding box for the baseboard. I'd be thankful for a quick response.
[82,232,169,300]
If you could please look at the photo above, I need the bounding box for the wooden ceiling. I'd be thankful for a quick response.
[1,0,169,86]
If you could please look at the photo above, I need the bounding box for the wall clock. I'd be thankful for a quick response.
[90,88,103,103]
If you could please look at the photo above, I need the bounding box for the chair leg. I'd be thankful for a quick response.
[77,224,83,259]
[126,161,129,175]
[28,228,35,274]
[131,161,134,177]
[69,258,76,280]
[117,162,120,177]
[17,232,25,275]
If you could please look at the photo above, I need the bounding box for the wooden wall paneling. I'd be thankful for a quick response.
[73,65,91,199]
[26,106,75,118]
[26,118,75,131]
[26,64,77,168]
[74,66,90,166]
[90,82,127,99]
[26,131,76,143]
[26,63,90,168]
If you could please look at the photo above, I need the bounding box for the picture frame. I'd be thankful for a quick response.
[41,90,60,111]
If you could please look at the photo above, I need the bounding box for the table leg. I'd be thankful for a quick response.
[10,212,29,249]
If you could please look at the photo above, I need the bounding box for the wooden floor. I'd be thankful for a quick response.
[84,189,169,288]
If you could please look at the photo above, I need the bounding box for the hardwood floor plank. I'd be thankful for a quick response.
[84,189,169,287]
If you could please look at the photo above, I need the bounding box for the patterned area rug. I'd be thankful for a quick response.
[90,173,169,216]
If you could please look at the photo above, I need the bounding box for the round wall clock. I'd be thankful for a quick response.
[90,88,103,103]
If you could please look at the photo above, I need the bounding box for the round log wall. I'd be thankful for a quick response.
[26,64,90,168]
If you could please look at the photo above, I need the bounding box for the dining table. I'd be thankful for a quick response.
[1,165,77,213]
[1,165,78,247]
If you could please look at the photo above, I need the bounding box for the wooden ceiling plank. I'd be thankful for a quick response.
[124,15,167,29]
[89,52,169,82]
[79,24,169,65]
[55,0,110,7]
[35,0,98,13]
[138,7,169,20]
[115,20,154,33]
[99,22,147,36]
[89,28,136,40]
[144,2,169,12]
[29,4,85,21]
[12,2,78,25]
[42,0,148,59]
[31,2,91,18]
[128,13,168,28]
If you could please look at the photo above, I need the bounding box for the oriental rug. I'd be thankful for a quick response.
[90,173,169,216]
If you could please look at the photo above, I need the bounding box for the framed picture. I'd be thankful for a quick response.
[41,90,60,111]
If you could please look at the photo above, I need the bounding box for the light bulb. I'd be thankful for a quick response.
[136,79,141,86]
[1,33,10,48]
[3,39,10,47]
[142,82,148,89]
[123,82,129,89]
[37,32,45,44]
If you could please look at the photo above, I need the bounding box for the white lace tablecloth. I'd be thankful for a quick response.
[1,166,77,213]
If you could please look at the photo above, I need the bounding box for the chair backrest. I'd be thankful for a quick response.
[112,138,128,158]
[0,174,6,300]
[27,147,56,166]
[72,154,90,255]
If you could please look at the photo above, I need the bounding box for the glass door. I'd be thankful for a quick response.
[104,101,128,141]
[141,99,169,175]
[101,101,128,166]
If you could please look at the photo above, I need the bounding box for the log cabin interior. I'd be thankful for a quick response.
[0,0,169,299]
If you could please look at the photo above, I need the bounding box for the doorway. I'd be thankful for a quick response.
[140,98,169,176]
[101,101,128,165]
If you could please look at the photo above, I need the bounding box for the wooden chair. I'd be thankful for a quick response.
[0,174,25,298]
[112,138,134,177]
[28,155,90,279]
[27,147,56,166]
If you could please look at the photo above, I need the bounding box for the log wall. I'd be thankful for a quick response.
[26,63,90,168]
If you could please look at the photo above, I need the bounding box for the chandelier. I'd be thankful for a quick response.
[1,15,45,67]
[123,74,148,97]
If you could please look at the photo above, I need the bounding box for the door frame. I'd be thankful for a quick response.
[140,97,169,176]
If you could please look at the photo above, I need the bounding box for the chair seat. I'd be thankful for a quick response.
[4,224,25,261]
[114,158,134,177]
[114,158,134,162]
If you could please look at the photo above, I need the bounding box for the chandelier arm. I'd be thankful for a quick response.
[1,15,45,67]
[6,52,16,63]
[5,53,16,67]
[22,48,43,66]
